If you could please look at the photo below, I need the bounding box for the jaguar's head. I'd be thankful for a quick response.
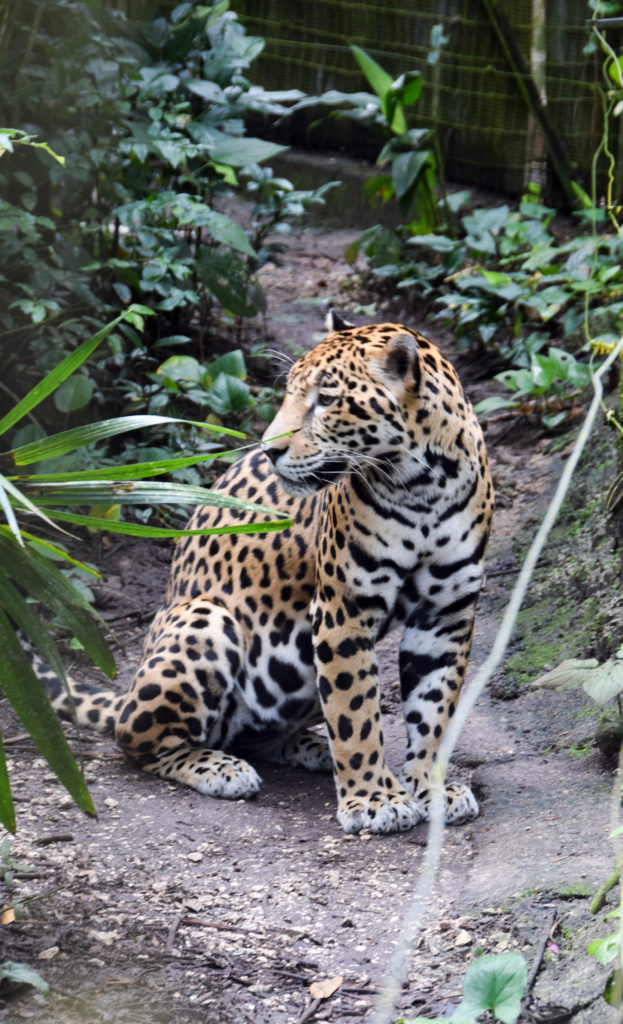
[261,313,422,497]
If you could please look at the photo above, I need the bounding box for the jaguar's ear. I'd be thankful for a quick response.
[325,308,354,333]
[383,332,420,387]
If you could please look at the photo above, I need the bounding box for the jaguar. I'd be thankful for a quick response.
[42,313,494,835]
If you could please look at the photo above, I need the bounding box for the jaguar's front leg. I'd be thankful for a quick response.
[312,603,422,835]
[398,597,481,825]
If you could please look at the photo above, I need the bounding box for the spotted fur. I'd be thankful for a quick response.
[43,318,494,835]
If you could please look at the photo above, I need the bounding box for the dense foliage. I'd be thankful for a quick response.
[0,0,332,442]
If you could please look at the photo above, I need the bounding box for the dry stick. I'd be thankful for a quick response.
[370,338,623,1024]
[525,907,558,998]
[165,911,182,955]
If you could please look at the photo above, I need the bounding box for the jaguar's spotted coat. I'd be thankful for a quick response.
[43,315,494,834]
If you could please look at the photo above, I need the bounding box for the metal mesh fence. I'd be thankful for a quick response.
[236,0,619,198]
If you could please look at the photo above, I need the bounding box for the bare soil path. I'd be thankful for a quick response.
[0,225,618,1024]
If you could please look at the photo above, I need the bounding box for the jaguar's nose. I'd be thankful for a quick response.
[263,444,288,467]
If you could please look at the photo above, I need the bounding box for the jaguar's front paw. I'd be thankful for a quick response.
[400,770,479,825]
[445,781,479,824]
[337,785,423,835]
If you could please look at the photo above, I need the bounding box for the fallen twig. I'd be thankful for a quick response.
[525,907,558,998]
[295,997,321,1024]
[165,911,182,955]
[34,833,74,846]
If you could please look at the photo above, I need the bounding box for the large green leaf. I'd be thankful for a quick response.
[0,575,69,684]
[206,373,251,415]
[0,472,56,534]
[13,445,253,483]
[204,349,247,384]
[53,374,94,413]
[349,44,407,133]
[0,961,49,993]
[20,480,288,519]
[155,355,204,383]
[453,953,527,1024]
[44,510,292,537]
[350,44,392,102]
[0,536,114,677]
[208,137,287,167]
[0,308,150,438]
[391,150,431,200]
[0,610,96,821]
[7,414,245,465]
[0,733,15,832]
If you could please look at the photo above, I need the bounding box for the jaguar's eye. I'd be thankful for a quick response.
[317,391,337,408]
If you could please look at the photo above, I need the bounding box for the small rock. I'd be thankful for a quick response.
[455,929,472,947]
[103,797,118,810]
[37,945,59,960]
[187,851,203,863]
[88,929,120,946]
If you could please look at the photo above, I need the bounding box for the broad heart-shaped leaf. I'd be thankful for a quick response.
[206,373,251,416]
[582,658,623,706]
[155,355,204,383]
[0,609,96,822]
[208,137,287,168]
[53,374,93,413]
[532,658,600,692]
[391,151,431,200]
[0,960,49,993]
[204,349,247,386]
[453,952,527,1024]
[0,732,15,832]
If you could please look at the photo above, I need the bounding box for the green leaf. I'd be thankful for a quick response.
[0,733,15,832]
[23,479,283,518]
[473,395,515,415]
[391,151,431,200]
[0,960,49,993]
[0,309,146,438]
[350,44,393,102]
[15,445,251,483]
[7,414,245,465]
[208,137,287,168]
[206,373,251,415]
[0,476,24,546]
[0,536,114,677]
[53,374,94,413]
[0,472,56,534]
[43,510,292,538]
[532,658,599,691]
[155,355,204,383]
[0,572,69,683]
[204,349,247,384]
[0,609,95,819]
[588,932,621,966]
[453,953,527,1024]
[390,70,423,107]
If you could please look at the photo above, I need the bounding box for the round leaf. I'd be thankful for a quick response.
[53,374,93,413]
[455,952,527,1024]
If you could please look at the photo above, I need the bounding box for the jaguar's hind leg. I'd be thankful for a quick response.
[115,600,261,799]
[253,727,332,772]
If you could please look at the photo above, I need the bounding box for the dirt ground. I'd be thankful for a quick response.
[0,225,620,1024]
